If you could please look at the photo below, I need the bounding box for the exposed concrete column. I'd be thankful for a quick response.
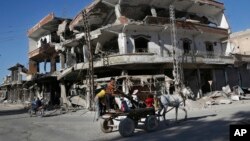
[9,89,12,101]
[196,68,202,99]
[118,33,127,54]
[18,67,22,84]
[83,44,89,62]
[71,46,75,54]
[151,7,157,17]
[59,52,65,70]
[60,81,71,106]
[71,46,76,63]
[29,60,39,74]
[115,4,122,18]
[121,70,128,94]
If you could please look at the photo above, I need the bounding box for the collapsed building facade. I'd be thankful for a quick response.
[25,13,64,105]
[54,0,235,108]
[0,63,27,103]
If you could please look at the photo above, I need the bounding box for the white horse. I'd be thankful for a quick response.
[158,86,194,122]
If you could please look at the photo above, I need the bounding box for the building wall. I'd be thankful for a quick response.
[29,38,37,53]
[233,36,250,55]
[193,35,222,56]
[230,30,250,55]
[122,30,225,58]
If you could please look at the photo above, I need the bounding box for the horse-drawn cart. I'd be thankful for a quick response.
[99,88,160,137]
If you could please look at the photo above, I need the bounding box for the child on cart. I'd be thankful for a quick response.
[145,94,154,108]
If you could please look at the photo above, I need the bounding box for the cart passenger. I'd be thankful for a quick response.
[145,94,154,108]
[94,84,107,120]
[105,77,116,110]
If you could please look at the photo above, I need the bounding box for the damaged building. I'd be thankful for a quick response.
[0,63,27,103]
[53,0,235,108]
[227,29,250,89]
[3,0,249,109]
[25,13,65,105]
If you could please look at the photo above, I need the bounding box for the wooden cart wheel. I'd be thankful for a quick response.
[119,118,135,137]
[100,119,114,133]
[145,115,159,132]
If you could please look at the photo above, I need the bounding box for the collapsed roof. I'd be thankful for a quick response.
[69,0,224,31]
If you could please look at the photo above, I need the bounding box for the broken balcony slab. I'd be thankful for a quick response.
[69,0,115,31]
[28,13,65,39]
[103,0,224,15]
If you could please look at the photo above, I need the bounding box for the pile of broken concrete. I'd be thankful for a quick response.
[185,85,250,110]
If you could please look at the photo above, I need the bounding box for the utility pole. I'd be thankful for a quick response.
[169,5,183,93]
[82,10,95,110]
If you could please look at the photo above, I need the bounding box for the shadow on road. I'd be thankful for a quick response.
[105,111,250,141]
[0,108,27,116]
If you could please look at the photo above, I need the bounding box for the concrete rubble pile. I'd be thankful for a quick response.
[185,85,250,110]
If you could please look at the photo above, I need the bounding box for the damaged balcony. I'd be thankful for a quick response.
[58,51,233,80]
[28,13,64,40]
[69,0,116,32]
[27,13,67,75]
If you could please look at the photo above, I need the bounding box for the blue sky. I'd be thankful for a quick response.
[0,0,249,81]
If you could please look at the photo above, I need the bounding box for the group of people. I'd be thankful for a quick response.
[94,77,155,120]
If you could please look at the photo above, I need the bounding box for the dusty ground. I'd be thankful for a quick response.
[0,100,250,141]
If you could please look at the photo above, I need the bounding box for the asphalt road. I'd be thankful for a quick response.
[0,101,250,141]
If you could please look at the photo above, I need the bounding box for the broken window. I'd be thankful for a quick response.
[121,5,151,21]
[74,46,84,63]
[182,38,192,55]
[51,31,60,43]
[66,48,76,67]
[134,36,150,53]
[102,36,119,55]
[205,42,214,57]
[156,8,169,18]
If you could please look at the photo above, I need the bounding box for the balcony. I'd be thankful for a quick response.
[180,50,234,64]
[28,44,56,61]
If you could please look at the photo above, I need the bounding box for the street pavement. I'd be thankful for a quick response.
[0,101,250,141]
